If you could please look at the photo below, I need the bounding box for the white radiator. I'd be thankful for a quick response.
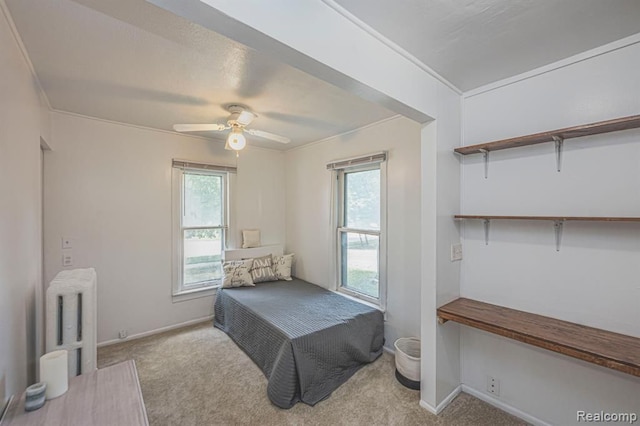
[46,268,97,378]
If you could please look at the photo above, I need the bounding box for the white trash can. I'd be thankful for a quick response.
[394,337,420,390]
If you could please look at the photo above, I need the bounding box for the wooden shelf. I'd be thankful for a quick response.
[437,298,640,377]
[455,114,640,155]
[455,215,640,222]
[454,215,640,249]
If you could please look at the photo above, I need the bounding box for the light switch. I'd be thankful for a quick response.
[62,237,72,249]
[451,243,463,261]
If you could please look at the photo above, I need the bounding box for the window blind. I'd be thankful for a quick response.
[325,152,386,170]
[172,159,237,173]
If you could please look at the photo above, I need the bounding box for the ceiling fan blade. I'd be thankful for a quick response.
[173,124,227,132]
[245,128,291,144]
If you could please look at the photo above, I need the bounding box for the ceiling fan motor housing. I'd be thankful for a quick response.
[227,105,256,127]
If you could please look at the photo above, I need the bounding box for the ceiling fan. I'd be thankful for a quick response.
[173,105,291,152]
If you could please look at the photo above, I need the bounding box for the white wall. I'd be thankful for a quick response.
[434,83,463,403]
[284,116,422,349]
[420,83,462,412]
[461,42,640,424]
[0,4,46,405]
[44,112,285,344]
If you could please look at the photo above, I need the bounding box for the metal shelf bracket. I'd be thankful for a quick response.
[553,136,564,172]
[554,220,564,251]
[483,219,490,245]
[479,149,489,179]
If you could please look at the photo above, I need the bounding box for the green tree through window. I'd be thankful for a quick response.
[339,166,381,300]
[182,172,225,287]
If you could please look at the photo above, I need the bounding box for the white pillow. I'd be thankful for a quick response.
[222,259,255,288]
[272,253,294,281]
[242,229,261,249]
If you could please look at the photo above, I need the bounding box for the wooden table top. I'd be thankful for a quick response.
[3,360,148,426]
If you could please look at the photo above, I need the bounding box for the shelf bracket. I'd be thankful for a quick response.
[554,220,564,251]
[553,136,564,172]
[483,219,490,245]
[479,149,489,179]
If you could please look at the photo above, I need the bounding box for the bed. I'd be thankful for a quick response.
[214,278,384,409]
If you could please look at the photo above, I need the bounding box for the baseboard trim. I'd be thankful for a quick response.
[420,385,462,414]
[460,385,551,426]
[383,345,395,355]
[97,316,214,348]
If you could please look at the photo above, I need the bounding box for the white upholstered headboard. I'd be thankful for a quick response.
[223,244,283,261]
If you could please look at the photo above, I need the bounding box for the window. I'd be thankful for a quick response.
[172,160,235,298]
[332,153,386,308]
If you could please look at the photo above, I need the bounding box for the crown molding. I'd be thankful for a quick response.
[464,32,640,98]
[50,109,284,154]
[284,114,403,153]
[0,0,52,110]
[320,0,462,95]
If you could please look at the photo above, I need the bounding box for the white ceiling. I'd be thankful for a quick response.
[5,0,396,150]
[7,0,640,147]
[334,0,640,91]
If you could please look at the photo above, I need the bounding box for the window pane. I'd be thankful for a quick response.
[341,232,379,298]
[183,228,222,286]
[345,169,380,230]
[184,173,223,227]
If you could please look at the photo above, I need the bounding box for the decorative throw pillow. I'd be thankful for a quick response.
[272,253,294,281]
[222,259,255,288]
[249,255,277,283]
[242,229,261,249]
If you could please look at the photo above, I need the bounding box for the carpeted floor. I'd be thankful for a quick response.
[98,322,527,426]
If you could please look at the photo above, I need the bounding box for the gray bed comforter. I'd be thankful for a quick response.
[214,278,384,408]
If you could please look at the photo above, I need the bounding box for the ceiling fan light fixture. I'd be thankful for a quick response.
[226,126,246,151]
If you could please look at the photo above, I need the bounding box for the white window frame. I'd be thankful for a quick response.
[172,162,234,301]
[334,159,387,310]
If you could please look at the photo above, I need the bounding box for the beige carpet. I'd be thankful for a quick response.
[98,322,526,426]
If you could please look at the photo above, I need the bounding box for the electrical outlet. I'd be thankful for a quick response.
[451,243,463,261]
[118,330,128,339]
[487,375,500,396]
[62,251,73,267]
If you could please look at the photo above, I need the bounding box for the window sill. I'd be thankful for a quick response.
[334,289,386,313]
[172,286,219,303]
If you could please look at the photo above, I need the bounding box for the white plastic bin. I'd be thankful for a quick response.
[394,337,420,390]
